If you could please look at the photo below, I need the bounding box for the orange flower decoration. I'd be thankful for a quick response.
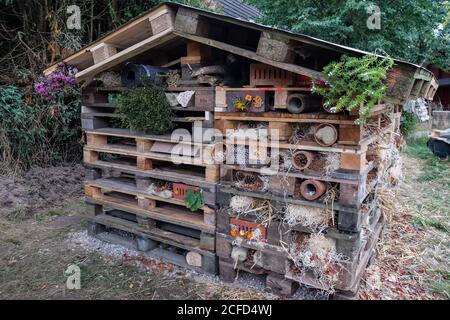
[245,94,253,101]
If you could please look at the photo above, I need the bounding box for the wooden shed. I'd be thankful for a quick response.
[43,2,438,299]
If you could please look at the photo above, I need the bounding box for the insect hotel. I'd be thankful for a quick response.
[43,2,438,299]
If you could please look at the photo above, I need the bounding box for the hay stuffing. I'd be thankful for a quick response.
[230,196,255,214]
[284,204,329,230]
[229,195,275,225]
[287,233,346,292]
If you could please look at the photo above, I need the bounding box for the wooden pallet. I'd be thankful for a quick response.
[85,166,217,206]
[86,216,217,274]
[84,129,220,183]
[216,181,377,215]
[219,163,378,209]
[84,176,216,233]
[216,213,383,297]
[215,111,396,155]
[217,204,381,254]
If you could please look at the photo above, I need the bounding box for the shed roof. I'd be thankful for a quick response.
[217,0,260,21]
[43,0,435,97]
[44,0,430,73]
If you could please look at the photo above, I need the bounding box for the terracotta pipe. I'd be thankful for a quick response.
[292,150,315,171]
[299,179,327,201]
[314,123,338,147]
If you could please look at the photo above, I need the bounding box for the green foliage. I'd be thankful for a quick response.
[313,54,394,123]
[184,190,204,212]
[0,85,81,172]
[246,0,450,70]
[115,86,174,134]
[400,112,418,137]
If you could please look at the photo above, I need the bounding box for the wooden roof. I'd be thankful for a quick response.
[43,2,438,102]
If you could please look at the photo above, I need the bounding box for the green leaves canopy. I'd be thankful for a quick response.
[246,0,450,70]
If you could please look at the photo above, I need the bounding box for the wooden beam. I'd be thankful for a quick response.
[43,5,172,75]
[76,29,176,81]
[173,31,326,81]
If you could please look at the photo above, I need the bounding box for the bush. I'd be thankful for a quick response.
[400,112,418,137]
[0,85,81,173]
[115,86,174,134]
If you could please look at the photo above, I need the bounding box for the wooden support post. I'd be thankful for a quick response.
[136,215,156,230]
[83,149,98,164]
[199,232,215,252]
[218,259,237,282]
[215,119,238,135]
[137,157,153,171]
[137,196,156,210]
[339,124,363,145]
[268,122,292,141]
[340,153,367,172]
[149,10,174,35]
[86,133,107,147]
[266,274,299,297]
[203,206,216,226]
[339,183,366,207]
[269,175,296,196]
[90,43,118,64]
[274,90,288,109]
[84,185,102,199]
[136,139,154,153]
[85,203,103,217]
[205,165,220,183]
[85,167,102,181]
[174,7,209,36]
[257,32,296,63]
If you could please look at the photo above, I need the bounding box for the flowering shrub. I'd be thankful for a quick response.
[34,63,78,101]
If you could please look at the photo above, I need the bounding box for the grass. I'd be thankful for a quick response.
[404,137,450,185]
[403,137,450,234]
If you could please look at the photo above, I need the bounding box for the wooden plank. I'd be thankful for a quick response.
[85,177,211,213]
[173,31,326,81]
[221,164,361,185]
[85,161,215,189]
[83,145,212,167]
[76,29,176,81]
[43,5,172,75]
[91,214,215,257]
[218,185,360,212]
[86,195,214,233]
[214,112,356,125]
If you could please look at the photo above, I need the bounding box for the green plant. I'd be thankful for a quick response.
[184,190,204,212]
[313,54,394,123]
[115,86,174,134]
[0,85,81,173]
[400,112,418,136]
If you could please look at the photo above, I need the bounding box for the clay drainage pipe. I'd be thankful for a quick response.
[314,123,338,147]
[299,179,326,201]
[292,150,314,171]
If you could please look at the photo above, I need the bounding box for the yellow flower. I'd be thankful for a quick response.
[245,95,253,101]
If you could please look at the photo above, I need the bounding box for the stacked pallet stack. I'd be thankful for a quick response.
[80,42,224,275]
[213,63,402,298]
